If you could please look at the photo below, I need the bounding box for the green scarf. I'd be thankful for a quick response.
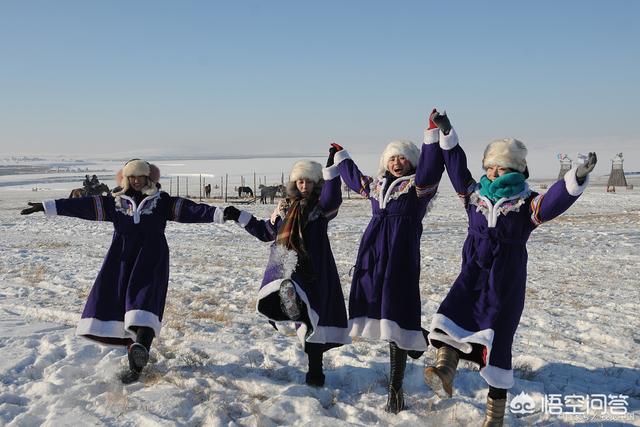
[478,172,526,202]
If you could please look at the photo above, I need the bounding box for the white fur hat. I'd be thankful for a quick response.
[113,159,161,196]
[482,138,528,173]
[289,160,323,183]
[378,140,420,177]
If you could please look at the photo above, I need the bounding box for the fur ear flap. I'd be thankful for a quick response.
[149,164,160,183]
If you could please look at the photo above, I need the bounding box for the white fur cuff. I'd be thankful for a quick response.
[334,150,351,165]
[213,207,224,224]
[43,199,57,217]
[480,365,515,389]
[323,165,340,180]
[238,210,252,227]
[564,166,589,196]
[440,128,459,150]
[424,127,440,145]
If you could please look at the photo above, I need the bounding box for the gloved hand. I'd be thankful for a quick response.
[223,206,241,222]
[326,143,344,167]
[427,108,438,130]
[576,152,597,184]
[21,202,44,215]
[430,110,452,135]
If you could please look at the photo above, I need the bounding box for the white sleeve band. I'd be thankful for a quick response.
[43,199,57,217]
[238,210,252,227]
[564,166,589,196]
[213,207,224,224]
[323,165,340,180]
[424,127,440,145]
[334,150,351,165]
[440,128,459,150]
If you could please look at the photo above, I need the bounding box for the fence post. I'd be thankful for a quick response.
[224,174,228,203]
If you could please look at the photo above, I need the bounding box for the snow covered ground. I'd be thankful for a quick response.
[0,175,639,426]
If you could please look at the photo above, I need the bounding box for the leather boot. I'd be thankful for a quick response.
[121,327,154,384]
[423,345,459,398]
[305,343,325,387]
[385,342,407,413]
[482,395,507,427]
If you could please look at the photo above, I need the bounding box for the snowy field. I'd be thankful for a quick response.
[0,173,639,426]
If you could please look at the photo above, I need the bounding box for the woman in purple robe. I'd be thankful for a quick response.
[423,111,597,426]
[21,159,225,383]
[334,115,445,413]
[223,146,350,387]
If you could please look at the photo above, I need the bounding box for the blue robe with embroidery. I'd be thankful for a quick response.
[334,135,444,351]
[429,129,589,388]
[42,191,222,346]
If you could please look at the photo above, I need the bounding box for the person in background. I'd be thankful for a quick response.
[424,110,597,426]
[332,112,445,413]
[223,145,350,387]
[21,159,226,384]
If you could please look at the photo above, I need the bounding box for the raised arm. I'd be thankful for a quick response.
[168,196,224,224]
[529,153,597,226]
[431,111,476,197]
[21,196,116,222]
[334,148,373,198]
[415,110,445,200]
[318,144,343,219]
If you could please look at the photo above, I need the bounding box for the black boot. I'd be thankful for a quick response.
[121,327,154,384]
[305,343,325,387]
[385,342,407,413]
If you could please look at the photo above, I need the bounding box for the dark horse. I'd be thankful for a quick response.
[259,184,284,204]
[238,186,253,198]
[69,183,110,198]
[204,183,211,198]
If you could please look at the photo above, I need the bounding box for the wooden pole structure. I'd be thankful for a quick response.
[253,172,257,203]
[177,176,180,197]
[169,177,172,195]
[224,173,228,203]
[199,174,202,201]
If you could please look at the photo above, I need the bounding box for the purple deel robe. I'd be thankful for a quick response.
[429,128,590,389]
[334,129,444,351]
[237,169,350,347]
[42,191,224,346]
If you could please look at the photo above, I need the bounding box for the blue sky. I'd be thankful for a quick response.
[1,1,639,176]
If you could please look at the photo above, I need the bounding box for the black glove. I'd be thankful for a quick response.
[576,152,597,184]
[21,202,44,215]
[326,143,343,167]
[430,110,452,135]
[223,206,241,222]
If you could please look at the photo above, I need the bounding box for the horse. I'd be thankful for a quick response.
[204,183,211,198]
[259,184,284,204]
[68,183,110,198]
[238,186,253,198]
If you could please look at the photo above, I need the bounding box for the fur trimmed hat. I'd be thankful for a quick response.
[378,140,420,177]
[482,138,528,173]
[113,159,161,196]
[289,160,323,183]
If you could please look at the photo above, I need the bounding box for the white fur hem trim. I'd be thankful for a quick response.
[213,207,224,224]
[43,199,57,217]
[439,128,459,150]
[429,313,494,354]
[323,164,340,180]
[257,279,351,347]
[124,310,162,338]
[564,166,589,196]
[76,318,133,340]
[238,210,252,227]
[334,150,351,165]
[348,317,428,351]
[480,364,514,389]
[424,127,440,145]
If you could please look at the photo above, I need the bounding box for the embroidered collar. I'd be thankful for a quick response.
[115,191,161,224]
[469,183,531,227]
[370,174,415,209]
